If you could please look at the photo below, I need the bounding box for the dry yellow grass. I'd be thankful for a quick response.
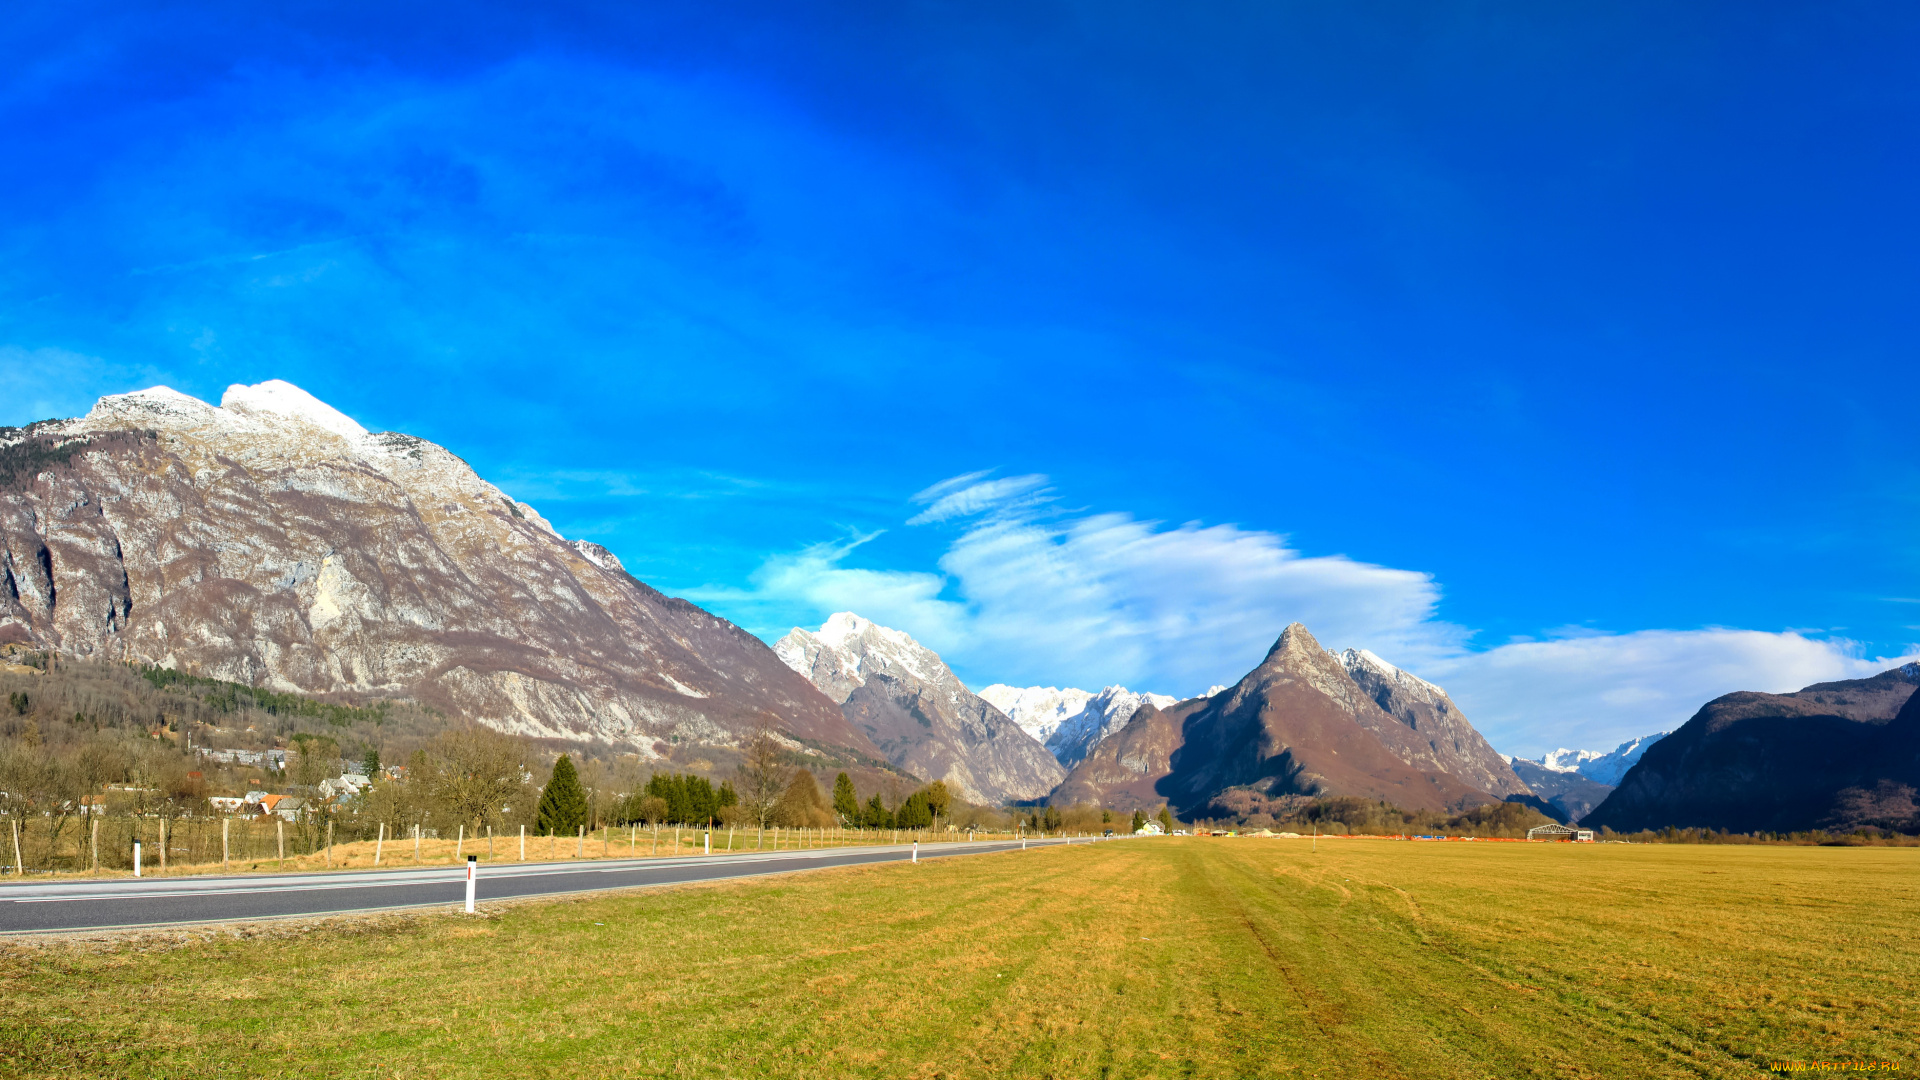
[4,837,1915,1078]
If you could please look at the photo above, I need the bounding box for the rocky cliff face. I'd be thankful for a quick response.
[1053,623,1501,815]
[1048,698,1200,812]
[774,613,1065,804]
[1583,665,1920,833]
[0,382,872,759]
[1337,648,1531,798]
[979,683,1178,769]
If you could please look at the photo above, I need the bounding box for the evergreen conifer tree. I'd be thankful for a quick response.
[535,754,589,836]
[718,780,739,809]
[1158,806,1176,834]
[865,792,892,829]
[1130,809,1147,833]
[896,790,933,829]
[688,775,717,824]
[832,772,859,824]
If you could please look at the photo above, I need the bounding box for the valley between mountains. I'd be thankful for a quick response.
[6,380,1917,835]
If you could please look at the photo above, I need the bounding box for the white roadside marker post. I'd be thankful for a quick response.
[465,854,477,914]
[912,839,918,864]
[704,831,711,855]
[520,825,525,861]
[133,840,142,877]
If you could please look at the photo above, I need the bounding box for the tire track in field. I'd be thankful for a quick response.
[1178,844,1419,1079]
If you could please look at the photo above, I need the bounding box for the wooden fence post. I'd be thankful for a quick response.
[277,819,285,869]
[519,824,525,861]
[223,817,230,872]
[374,822,384,866]
[457,824,464,862]
[10,817,21,877]
[325,820,334,868]
[158,817,167,874]
[488,825,494,859]
[576,824,584,858]
[414,823,421,863]
[91,817,99,873]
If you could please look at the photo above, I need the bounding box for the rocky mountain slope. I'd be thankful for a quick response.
[1337,648,1530,798]
[1052,623,1507,815]
[1583,664,1920,833]
[979,683,1177,769]
[1506,759,1615,823]
[775,613,1065,804]
[0,382,873,760]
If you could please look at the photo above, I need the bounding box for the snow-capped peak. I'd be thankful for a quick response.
[220,379,368,440]
[87,385,220,425]
[979,685,1096,743]
[1538,748,1602,774]
[814,611,940,683]
[980,682,1175,767]
[1509,732,1670,786]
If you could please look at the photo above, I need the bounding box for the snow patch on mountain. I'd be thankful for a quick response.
[1338,648,1448,704]
[220,379,368,440]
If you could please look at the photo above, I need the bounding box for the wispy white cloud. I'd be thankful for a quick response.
[906,472,1051,525]
[703,468,1920,759]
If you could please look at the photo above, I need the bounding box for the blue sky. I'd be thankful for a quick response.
[5,3,1919,755]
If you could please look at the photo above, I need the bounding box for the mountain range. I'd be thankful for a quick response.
[22,382,1907,836]
[1506,733,1669,823]
[978,683,1177,769]
[0,382,878,767]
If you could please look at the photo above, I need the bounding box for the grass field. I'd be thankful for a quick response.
[4,837,1915,1078]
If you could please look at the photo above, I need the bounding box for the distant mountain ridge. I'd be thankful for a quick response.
[775,613,1065,804]
[1506,759,1615,823]
[0,382,870,760]
[979,683,1178,769]
[1584,664,1920,833]
[1520,733,1669,787]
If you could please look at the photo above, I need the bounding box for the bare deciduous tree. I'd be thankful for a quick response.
[735,725,791,830]
[428,726,529,831]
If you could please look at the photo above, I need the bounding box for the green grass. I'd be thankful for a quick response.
[4,838,1915,1078]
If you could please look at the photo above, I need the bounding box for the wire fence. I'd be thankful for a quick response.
[0,815,1088,878]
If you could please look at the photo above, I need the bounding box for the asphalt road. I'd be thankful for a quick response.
[0,838,1090,934]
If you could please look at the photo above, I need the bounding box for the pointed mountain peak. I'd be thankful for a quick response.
[1266,622,1323,660]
